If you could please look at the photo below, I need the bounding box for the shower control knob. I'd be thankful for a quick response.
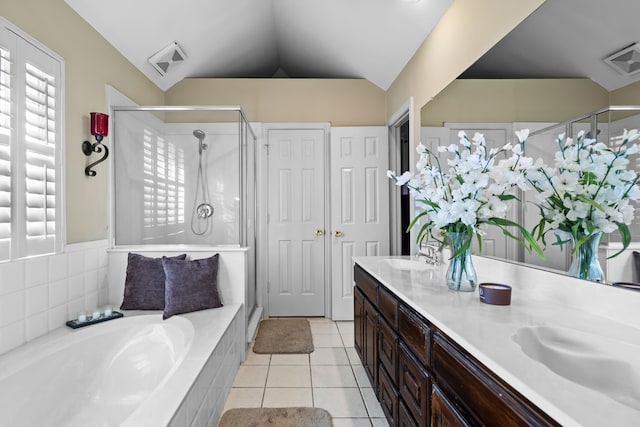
[334,231,343,238]
[315,229,325,237]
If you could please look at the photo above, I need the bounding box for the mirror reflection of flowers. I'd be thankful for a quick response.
[388,130,543,259]
[523,129,640,258]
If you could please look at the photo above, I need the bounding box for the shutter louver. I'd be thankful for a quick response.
[0,46,11,250]
[24,63,55,242]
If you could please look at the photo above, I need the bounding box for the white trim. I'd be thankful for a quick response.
[387,97,414,256]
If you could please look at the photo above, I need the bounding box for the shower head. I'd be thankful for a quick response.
[193,129,205,141]
[193,129,207,154]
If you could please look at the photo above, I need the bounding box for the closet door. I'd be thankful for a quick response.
[330,127,389,320]
[267,128,326,317]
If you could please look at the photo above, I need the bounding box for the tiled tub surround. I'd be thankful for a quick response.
[0,305,243,427]
[354,256,640,427]
[0,240,109,355]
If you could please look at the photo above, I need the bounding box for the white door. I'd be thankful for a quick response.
[330,127,389,320]
[267,128,326,317]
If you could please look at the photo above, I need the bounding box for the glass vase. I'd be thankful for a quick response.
[445,230,477,292]
[567,231,604,282]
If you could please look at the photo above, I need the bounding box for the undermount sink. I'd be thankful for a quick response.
[513,326,640,410]
[384,259,434,272]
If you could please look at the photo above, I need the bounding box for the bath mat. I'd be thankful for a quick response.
[218,407,332,427]
[252,318,314,354]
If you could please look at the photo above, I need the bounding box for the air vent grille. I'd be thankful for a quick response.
[147,42,186,77]
[604,43,640,77]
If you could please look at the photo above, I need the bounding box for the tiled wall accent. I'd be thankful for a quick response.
[0,240,109,355]
[169,310,243,427]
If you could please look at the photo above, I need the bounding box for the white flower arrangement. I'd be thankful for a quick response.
[388,130,542,258]
[523,128,640,256]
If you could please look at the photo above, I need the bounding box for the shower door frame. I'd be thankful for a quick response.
[108,103,258,321]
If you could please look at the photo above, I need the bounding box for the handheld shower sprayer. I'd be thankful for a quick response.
[193,129,208,154]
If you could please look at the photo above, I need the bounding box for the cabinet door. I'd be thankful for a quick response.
[354,286,364,360]
[379,314,399,384]
[379,363,399,425]
[398,342,431,424]
[399,400,419,427]
[431,384,471,427]
[363,298,379,388]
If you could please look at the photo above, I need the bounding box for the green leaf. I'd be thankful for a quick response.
[607,222,631,259]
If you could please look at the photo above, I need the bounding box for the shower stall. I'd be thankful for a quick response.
[522,106,640,273]
[110,106,258,325]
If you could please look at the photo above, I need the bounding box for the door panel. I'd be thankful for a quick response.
[331,127,389,320]
[268,128,325,316]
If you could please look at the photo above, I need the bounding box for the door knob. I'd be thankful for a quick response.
[334,230,343,237]
[315,229,325,237]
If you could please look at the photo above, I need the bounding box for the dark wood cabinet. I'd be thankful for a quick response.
[379,363,399,425]
[398,342,431,424]
[363,298,379,387]
[353,263,560,427]
[431,384,470,427]
[378,315,398,383]
[354,286,364,361]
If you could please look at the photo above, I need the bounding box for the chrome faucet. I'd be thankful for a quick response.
[416,241,443,265]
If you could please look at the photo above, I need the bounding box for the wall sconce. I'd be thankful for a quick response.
[82,112,109,176]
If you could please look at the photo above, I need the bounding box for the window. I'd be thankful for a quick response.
[142,127,185,241]
[0,20,63,261]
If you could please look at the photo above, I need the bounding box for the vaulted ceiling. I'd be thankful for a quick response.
[462,0,640,91]
[64,0,453,91]
[65,0,640,93]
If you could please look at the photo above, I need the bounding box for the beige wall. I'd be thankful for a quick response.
[386,0,546,139]
[1,0,164,244]
[421,79,609,126]
[610,80,640,105]
[166,78,387,126]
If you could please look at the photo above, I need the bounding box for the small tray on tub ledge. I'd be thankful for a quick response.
[66,311,124,329]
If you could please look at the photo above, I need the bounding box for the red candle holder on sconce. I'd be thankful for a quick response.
[82,112,109,176]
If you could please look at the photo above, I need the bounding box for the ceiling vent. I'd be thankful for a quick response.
[604,42,640,77]
[148,42,186,77]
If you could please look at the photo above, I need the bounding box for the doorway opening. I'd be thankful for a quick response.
[399,121,411,255]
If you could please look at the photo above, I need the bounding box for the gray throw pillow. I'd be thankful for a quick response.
[162,254,223,319]
[634,251,640,282]
[120,253,187,310]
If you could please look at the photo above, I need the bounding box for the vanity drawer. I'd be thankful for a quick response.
[378,314,399,384]
[398,342,431,424]
[433,333,560,427]
[398,303,431,367]
[378,285,398,328]
[354,264,378,304]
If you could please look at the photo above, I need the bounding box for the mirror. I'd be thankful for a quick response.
[416,2,640,282]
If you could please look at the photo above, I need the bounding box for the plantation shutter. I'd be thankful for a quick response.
[0,44,11,259]
[0,21,63,261]
[23,62,56,254]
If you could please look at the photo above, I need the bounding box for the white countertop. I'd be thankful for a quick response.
[353,256,640,427]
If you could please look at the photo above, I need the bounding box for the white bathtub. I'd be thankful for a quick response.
[0,304,243,427]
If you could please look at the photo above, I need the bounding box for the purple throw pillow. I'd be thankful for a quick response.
[162,254,223,319]
[120,253,187,310]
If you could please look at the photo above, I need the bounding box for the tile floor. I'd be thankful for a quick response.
[222,317,390,427]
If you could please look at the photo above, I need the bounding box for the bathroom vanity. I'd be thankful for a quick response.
[353,256,640,427]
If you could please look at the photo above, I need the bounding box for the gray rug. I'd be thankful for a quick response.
[218,407,332,427]
[252,318,314,354]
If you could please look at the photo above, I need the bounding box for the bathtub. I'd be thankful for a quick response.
[0,304,243,427]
